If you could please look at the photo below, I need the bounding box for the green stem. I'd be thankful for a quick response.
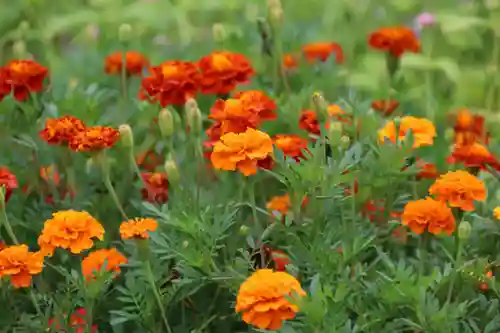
[120,51,128,100]
[85,299,94,333]
[418,231,429,276]
[248,180,266,268]
[446,234,462,304]
[145,261,173,333]
[96,151,128,220]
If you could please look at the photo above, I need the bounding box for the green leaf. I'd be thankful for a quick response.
[437,14,486,32]
[400,54,435,71]
[434,57,461,83]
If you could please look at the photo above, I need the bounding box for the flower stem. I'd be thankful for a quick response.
[95,151,128,220]
[120,52,128,100]
[446,234,463,304]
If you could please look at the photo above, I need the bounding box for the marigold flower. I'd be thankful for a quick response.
[302,42,344,64]
[494,207,500,220]
[141,60,200,107]
[236,269,306,330]
[416,160,438,180]
[0,67,12,102]
[368,26,420,57]
[69,125,120,152]
[0,244,44,288]
[233,90,278,123]
[273,135,310,162]
[378,116,436,148]
[429,170,486,211]
[0,167,18,203]
[48,308,97,333]
[38,210,105,256]
[299,105,351,136]
[452,108,488,145]
[198,51,255,95]
[120,217,158,239]
[371,99,400,116]
[141,172,169,204]
[266,194,291,216]
[104,51,149,76]
[136,150,163,172]
[448,142,500,172]
[81,248,127,281]
[39,115,86,145]
[402,197,456,235]
[263,246,291,271]
[283,53,299,69]
[2,59,49,102]
[211,128,273,176]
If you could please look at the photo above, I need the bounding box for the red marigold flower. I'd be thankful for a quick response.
[140,60,200,107]
[263,247,291,272]
[0,67,12,102]
[105,51,150,76]
[141,172,169,204]
[136,150,163,172]
[452,108,489,145]
[0,167,18,203]
[39,115,86,145]
[299,105,351,136]
[283,53,299,69]
[48,308,97,333]
[368,26,420,57]
[3,60,49,102]
[273,134,310,162]
[371,99,400,116]
[448,143,500,172]
[197,51,255,95]
[302,42,344,64]
[69,126,120,152]
[416,160,438,180]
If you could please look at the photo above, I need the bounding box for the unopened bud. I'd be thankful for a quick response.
[458,221,472,240]
[119,124,134,148]
[312,92,329,123]
[158,108,174,138]
[12,40,27,59]
[340,135,351,149]
[328,121,343,146]
[118,23,132,42]
[267,0,284,26]
[212,23,226,44]
[164,156,180,186]
[182,240,189,248]
[239,225,250,235]
[185,98,202,135]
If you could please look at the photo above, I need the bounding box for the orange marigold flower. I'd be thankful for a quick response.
[493,207,500,220]
[210,128,273,176]
[302,42,344,64]
[104,51,149,76]
[236,269,306,330]
[368,26,420,57]
[299,105,351,136]
[416,160,438,180]
[198,51,255,95]
[141,172,169,204]
[69,125,120,152]
[402,197,456,235]
[38,210,105,257]
[3,60,49,102]
[0,244,44,288]
[136,150,163,172]
[273,135,310,162]
[266,194,291,216]
[120,217,158,239]
[0,167,18,203]
[141,60,200,107]
[429,170,486,211]
[448,142,500,172]
[233,90,278,122]
[452,108,488,145]
[371,99,400,116]
[283,53,299,69]
[378,116,436,148]
[81,248,127,281]
[39,115,86,145]
[48,308,97,333]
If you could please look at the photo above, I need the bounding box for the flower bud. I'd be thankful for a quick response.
[267,0,284,26]
[312,92,329,123]
[212,23,226,44]
[12,40,27,59]
[239,225,250,235]
[182,240,189,248]
[458,221,472,240]
[164,156,180,186]
[158,108,174,138]
[118,23,133,42]
[118,124,134,148]
[328,121,343,146]
[185,98,202,135]
[340,135,351,149]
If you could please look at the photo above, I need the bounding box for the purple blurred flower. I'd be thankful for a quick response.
[415,12,435,29]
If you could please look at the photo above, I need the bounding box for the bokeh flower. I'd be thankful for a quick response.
[104,51,149,76]
[120,217,158,239]
[368,26,420,57]
[429,170,487,211]
[416,160,438,180]
[2,59,49,101]
[266,194,291,216]
[453,109,488,146]
[197,51,255,95]
[48,308,97,333]
[378,116,436,148]
[302,42,344,64]
[371,99,399,116]
[69,125,120,152]
[0,244,44,288]
[448,142,500,172]
[0,167,18,203]
[141,172,169,204]
[263,246,291,272]
[39,115,86,146]
[38,210,105,256]
[273,134,310,162]
[136,150,163,172]
[81,248,127,281]
[494,207,500,220]
[402,197,456,235]
[235,269,306,330]
[210,128,273,176]
[299,105,351,136]
[415,12,436,29]
[0,67,12,102]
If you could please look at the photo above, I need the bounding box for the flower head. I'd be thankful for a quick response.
[494,207,500,220]
[416,160,438,180]
[415,12,435,29]
[81,248,127,281]
[402,197,456,235]
[2,60,48,101]
[39,115,86,145]
[453,108,488,145]
[378,116,436,148]
[371,99,399,116]
[141,60,200,107]
[197,51,255,95]
[263,247,291,271]
[136,150,163,172]
[273,134,310,162]
[302,42,344,64]
[105,51,149,76]
[0,167,18,202]
[69,125,120,152]
[210,128,273,176]
[48,308,97,333]
[38,210,105,256]
[429,170,486,211]
[141,172,169,204]
[266,194,291,216]
[236,269,306,330]
[448,142,500,171]
[0,67,12,102]
[299,105,351,136]
[0,244,44,288]
[120,218,158,239]
[368,26,420,57]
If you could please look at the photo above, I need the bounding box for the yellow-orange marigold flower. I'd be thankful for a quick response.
[368,26,420,57]
[39,115,86,145]
[3,59,49,102]
[302,42,344,64]
[494,207,500,220]
[104,51,149,76]
[378,116,436,148]
[402,197,456,235]
[0,244,44,288]
[81,248,127,281]
[273,134,310,162]
[69,125,120,152]
[429,170,487,211]
[236,269,306,330]
[38,210,105,256]
[266,194,291,216]
[119,218,158,239]
[198,51,255,95]
[210,128,273,176]
[452,108,488,146]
